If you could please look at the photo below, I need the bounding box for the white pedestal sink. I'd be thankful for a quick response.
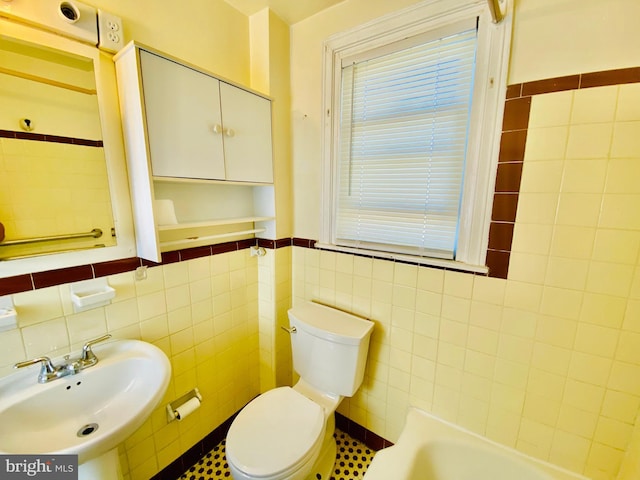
[0,339,171,479]
[79,448,123,479]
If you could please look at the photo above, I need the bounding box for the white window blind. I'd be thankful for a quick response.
[335,21,478,260]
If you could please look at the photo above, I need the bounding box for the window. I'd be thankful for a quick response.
[320,0,511,271]
[337,21,477,260]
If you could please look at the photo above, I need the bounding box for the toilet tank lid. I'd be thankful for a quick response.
[288,302,374,346]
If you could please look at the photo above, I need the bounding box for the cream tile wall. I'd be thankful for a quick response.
[257,247,293,392]
[0,250,260,480]
[258,249,277,391]
[291,83,640,480]
[274,247,293,387]
[619,411,640,480]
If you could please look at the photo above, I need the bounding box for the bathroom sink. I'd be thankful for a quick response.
[0,339,171,464]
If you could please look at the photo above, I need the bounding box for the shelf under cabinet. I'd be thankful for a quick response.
[157,216,275,231]
[153,176,273,187]
[157,216,274,251]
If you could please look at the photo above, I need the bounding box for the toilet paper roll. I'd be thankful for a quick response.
[174,397,200,421]
[155,199,178,225]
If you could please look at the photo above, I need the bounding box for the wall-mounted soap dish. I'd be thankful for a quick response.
[70,278,115,313]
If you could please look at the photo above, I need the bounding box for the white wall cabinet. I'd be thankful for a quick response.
[139,50,273,183]
[114,42,275,262]
[219,81,273,183]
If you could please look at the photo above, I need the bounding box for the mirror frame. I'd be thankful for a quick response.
[0,18,135,278]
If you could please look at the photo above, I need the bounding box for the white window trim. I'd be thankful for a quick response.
[320,0,512,273]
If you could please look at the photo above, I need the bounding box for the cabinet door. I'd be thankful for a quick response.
[140,50,226,180]
[220,82,273,183]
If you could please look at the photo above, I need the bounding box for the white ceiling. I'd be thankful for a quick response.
[223,0,345,25]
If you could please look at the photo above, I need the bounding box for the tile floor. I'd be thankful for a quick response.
[178,429,375,480]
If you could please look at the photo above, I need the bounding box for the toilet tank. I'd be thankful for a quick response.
[288,302,374,397]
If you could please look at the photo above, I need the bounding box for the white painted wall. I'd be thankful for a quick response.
[509,0,640,84]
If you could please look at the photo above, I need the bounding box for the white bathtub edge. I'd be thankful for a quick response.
[364,407,591,480]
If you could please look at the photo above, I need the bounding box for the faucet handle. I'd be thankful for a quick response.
[80,334,112,363]
[14,356,56,373]
[14,357,57,383]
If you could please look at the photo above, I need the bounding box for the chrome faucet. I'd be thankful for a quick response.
[14,334,112,383]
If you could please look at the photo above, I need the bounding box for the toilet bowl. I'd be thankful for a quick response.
[226,387,326,480]
[226,301,374,480]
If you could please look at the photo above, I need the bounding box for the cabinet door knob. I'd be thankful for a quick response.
[212,124,222,134]
[224,127,235,138]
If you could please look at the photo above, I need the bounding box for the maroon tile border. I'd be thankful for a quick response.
[237,238,256,250]
[0,237,296,295]
[494,162,524,193]
[0,129,103,147]
[158,251,180,265]
[505,83,522,99]
[292,238,316,248]
[257,238,276,249]
[508,67,640,100]
[491,193,519,222]
[487,91,530,278]
[257,238,294,249]
[32,265,94,289]
[336,412,393,451]
[521,75,580,96]
[485,249,510,280]
[93,257,142,277]
[581,67,640,88]
[502,96,531,131]
[0,274,33,296]
[211,242,240,255]
[488,222,515,252]
[499,130,528,162]
[179,246,212,261]
[275,238,293,248]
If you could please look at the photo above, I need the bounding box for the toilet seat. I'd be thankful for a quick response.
[226,387,325,478]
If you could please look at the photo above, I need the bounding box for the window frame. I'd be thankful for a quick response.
[319,0,512,273]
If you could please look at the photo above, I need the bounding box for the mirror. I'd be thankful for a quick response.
[0,36,116,259]
[0,18,135,278]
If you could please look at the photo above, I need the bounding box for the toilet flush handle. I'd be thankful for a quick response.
[280,326,297,334]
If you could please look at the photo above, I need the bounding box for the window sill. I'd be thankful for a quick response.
[314,243,489,275]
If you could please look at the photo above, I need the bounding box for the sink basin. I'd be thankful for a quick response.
[0,339,171,464]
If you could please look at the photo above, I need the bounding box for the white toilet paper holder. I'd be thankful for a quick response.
[166,387,203,422]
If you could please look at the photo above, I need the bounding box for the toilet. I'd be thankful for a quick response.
[226,301,375,480]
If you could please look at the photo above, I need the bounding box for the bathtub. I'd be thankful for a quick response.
[363,407,590,480]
